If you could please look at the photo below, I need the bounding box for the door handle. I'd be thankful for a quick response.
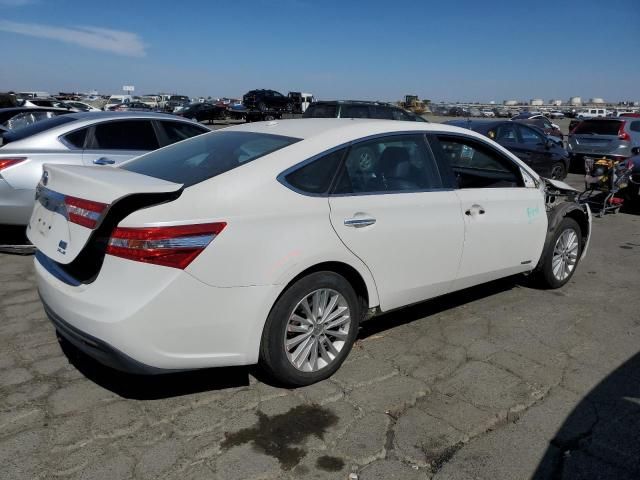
[344,217,376,228]
[465,204,486,216]
[93,157,115,165]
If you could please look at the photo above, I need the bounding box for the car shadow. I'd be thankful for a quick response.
[58,337,251,400]
[359,275,522,340]
[57,275,525,398]
[532,351,640,479]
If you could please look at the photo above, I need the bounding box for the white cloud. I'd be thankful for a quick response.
[0,20,147,57]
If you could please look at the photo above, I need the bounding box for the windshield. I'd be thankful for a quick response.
[121,131,301,187]
[573,120,622,136]
[140,97,157,102]
[2,115,75,142]
[170,96,189,102]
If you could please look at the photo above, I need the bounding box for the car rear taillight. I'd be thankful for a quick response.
[618,121,630,141]
[0,157,27,172]
[106,222,227,269]
[64,196,108,229]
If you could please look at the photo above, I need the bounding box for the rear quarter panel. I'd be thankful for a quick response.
[0,151,83,190]
[118,146,381,307]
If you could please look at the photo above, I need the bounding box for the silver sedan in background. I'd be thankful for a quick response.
[0,111,209,226]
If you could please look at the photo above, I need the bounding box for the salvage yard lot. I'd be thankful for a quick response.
[1,173,640,479]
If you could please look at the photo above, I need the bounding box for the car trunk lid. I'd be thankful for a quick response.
[570,120,624,154]
[27,164,183,264]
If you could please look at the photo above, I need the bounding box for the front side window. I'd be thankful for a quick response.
[494,123,518,142]
[517,125,544,145]
[92,120,159,150]
[333,135,441,194]
[432,135,522,189]
[121,131,300,187]
[284,148,345,194]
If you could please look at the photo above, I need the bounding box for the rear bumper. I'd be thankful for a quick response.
[34,253,281,371]
[0,179,34,225]
[44,299,172,375]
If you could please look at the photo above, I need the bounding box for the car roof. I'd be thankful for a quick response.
[0,106,70,113]
[225,118,476,142]
[0,111,203,149]
[311,100,394,107]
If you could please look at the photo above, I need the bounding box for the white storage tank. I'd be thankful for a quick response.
[569,96,582,106]
[549,99,563,106]
[530,99,544,106]
[503,99,518,106]
[590,97,605,104]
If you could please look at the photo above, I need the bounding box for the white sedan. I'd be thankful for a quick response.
[27,119,591,386]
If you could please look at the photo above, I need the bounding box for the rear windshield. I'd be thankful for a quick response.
[303,104,337,118]
[121,131,301,187]
[2,114,75,143]
[573,120,622,135]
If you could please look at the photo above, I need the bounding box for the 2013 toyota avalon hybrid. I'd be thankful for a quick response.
[27,119,591,386]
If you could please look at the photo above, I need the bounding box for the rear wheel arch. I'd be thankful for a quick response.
[278,261,375,313]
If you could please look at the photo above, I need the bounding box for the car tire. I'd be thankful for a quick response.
[534,217,582,289]
[551,162,567,180]
[259,271,361,387]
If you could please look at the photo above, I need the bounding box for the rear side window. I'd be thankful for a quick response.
[303,104,337,118]
[333,134,441,194]
[62,128,88,149]
[121,131,300,187]
[630,121,640,132]
[159,121,207,145]
[284,148,345,194]
[92,120,159,150]
[573,120,622,135]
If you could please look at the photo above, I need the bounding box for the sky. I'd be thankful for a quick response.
[0,0,638,102]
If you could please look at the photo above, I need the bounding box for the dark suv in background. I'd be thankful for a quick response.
[303,100,427,122]
[242,89,293,112]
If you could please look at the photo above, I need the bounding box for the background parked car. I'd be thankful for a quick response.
[61,101,102,112]
[108,102,153,112]
[0,112,209,226]
[514,116,563,144]
[577,108,609,119]
[0,107,73,132]
[567,118,640,170]
[445,119,570,179]
[547,110,565,119]
[242,89,293,112]
[176,103,228,123]
[103,95,133,111]
[303,100,427,122]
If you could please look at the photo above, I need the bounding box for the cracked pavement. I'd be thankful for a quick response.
[1,175,640,479]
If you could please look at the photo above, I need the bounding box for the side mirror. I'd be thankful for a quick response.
[632,146,640,156]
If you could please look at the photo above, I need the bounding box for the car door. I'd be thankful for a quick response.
[515,124,554,175]
[81,119,160,166]
[328,133,465,311]
[428,134,547,291]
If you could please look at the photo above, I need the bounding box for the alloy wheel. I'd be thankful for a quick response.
[284,288,351,372]
[552,229,579,281]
